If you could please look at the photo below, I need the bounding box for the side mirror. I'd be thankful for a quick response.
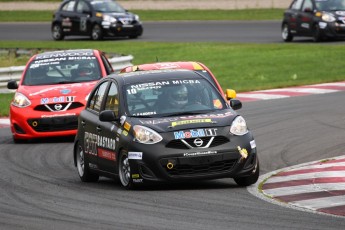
[229,99,242,110]
[225,89,236,100]
[99,110,118,122]
[7,80,18,90]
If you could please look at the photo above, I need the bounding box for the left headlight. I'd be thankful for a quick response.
[322,13,336,22]
[11,92,31,108]
[230,116,248,136]
[133,125,162,144]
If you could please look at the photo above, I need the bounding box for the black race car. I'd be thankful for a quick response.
[52,0,143,40]
[282,0,345,42]
[73,69,259,189]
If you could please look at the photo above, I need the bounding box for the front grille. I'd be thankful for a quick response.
[34,102,84,112]
[166,136,229,149]
[160,152,238,177]
[28,115,78,132]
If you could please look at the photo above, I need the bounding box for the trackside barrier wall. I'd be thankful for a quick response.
[0,55,133,93]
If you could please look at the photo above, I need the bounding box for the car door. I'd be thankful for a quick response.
[96,81,121,174]
[296,0,315,35]
[73,0,92,35]
[79,80,110,169]
[284,0,304,33]
[59,0,78,34]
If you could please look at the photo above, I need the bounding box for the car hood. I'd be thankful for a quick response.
[105,12,135,20]
[17,81,97,99]
[128,110,238,133]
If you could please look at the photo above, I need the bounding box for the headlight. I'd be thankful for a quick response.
[134,14,140,21]
[133,125,162,144]
[322,13,336,22]
[230,116,248,136]
[11,92,31,108]
[103,15,117,23]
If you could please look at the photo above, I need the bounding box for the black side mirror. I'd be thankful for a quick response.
[229,99,242,110]
[7,80,18,90]
[99,110,118,122]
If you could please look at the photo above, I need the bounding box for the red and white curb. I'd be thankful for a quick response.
[248,156,345,218]
[0,118,10,128]
[237,81,345,102]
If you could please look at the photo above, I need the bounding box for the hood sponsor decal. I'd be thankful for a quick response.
[139,111,233,125]
[171,119,213,127]
[124,122,131,131]
[174,128,217,139]
[183,150,217,157]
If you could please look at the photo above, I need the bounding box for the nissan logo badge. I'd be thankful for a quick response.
[54,104,63,111]
[194,138,203,147]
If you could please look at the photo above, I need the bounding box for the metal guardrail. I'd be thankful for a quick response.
[0,55,133,93]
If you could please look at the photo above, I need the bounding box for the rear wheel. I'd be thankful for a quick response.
[234,160,260,187]
[91,24,103,40]
[282,23,293,42]
[118,150,134,189]
[76,143,99,182]
[52,24,64,41]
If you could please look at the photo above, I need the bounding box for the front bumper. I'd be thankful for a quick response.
[319,21,345,38]
[102,23,143,37]
[10,106,79,140]
[126,132,258,185]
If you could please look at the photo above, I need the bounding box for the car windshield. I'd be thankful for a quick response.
[315,0,345,11]
[91,0,126,13]
[125,78,226,117]
[23,56,102,86]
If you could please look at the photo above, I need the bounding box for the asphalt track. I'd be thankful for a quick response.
[1,87,345,229]
[0,21,315,43]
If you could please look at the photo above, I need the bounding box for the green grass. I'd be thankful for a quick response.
[0,9,284,22]
[0,93,13,117]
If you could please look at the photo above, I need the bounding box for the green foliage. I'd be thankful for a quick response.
[0,93,13,117]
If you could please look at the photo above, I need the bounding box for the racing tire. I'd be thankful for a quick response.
[118,150,134,189]
[281,23,293,42]
[313,24,323,42]
[52,24,64,41]
[91,24,103,41]
[76,143,99,182]
[234,160,260,187]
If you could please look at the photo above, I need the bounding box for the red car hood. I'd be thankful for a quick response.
[18,81,97,100]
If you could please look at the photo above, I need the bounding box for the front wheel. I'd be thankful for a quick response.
[52,24,64,41]
[234,160,260,187]
[118,150,134,189]
[91,24,103,40]
[282,23,293,42]
[76,143,99,182]
[313,24,323,42]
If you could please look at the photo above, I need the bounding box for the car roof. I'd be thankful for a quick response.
[115,69,205,85]
[121,61,206,73]
[34,49,96,60]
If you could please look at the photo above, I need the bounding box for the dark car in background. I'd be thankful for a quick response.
[282,0,345,42]
[73,69,259,189]
[52,0,143,40]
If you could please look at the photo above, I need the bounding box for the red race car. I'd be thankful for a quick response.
[7,49,114,142]
[120,61,237,100]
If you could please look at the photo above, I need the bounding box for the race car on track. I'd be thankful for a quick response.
[282,0,345,42]
[7,49,114,143]
[120,61,237,100]
[73,69,259,189]
[52,0,143,40]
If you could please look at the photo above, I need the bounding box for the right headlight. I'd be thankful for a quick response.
[11,92,31,108]
[230,116,248,136]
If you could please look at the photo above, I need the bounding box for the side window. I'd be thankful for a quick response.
[62,0,76,12]
[88,81,109,113]
[302,0,313,11]
[104,82,119,116]
[291,0,304,10]
[76,0,90,13]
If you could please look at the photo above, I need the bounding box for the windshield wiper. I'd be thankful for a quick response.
[160,111,206,117]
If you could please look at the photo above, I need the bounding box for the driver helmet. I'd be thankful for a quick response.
[168,85,188,108]
[78,62,93,77]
